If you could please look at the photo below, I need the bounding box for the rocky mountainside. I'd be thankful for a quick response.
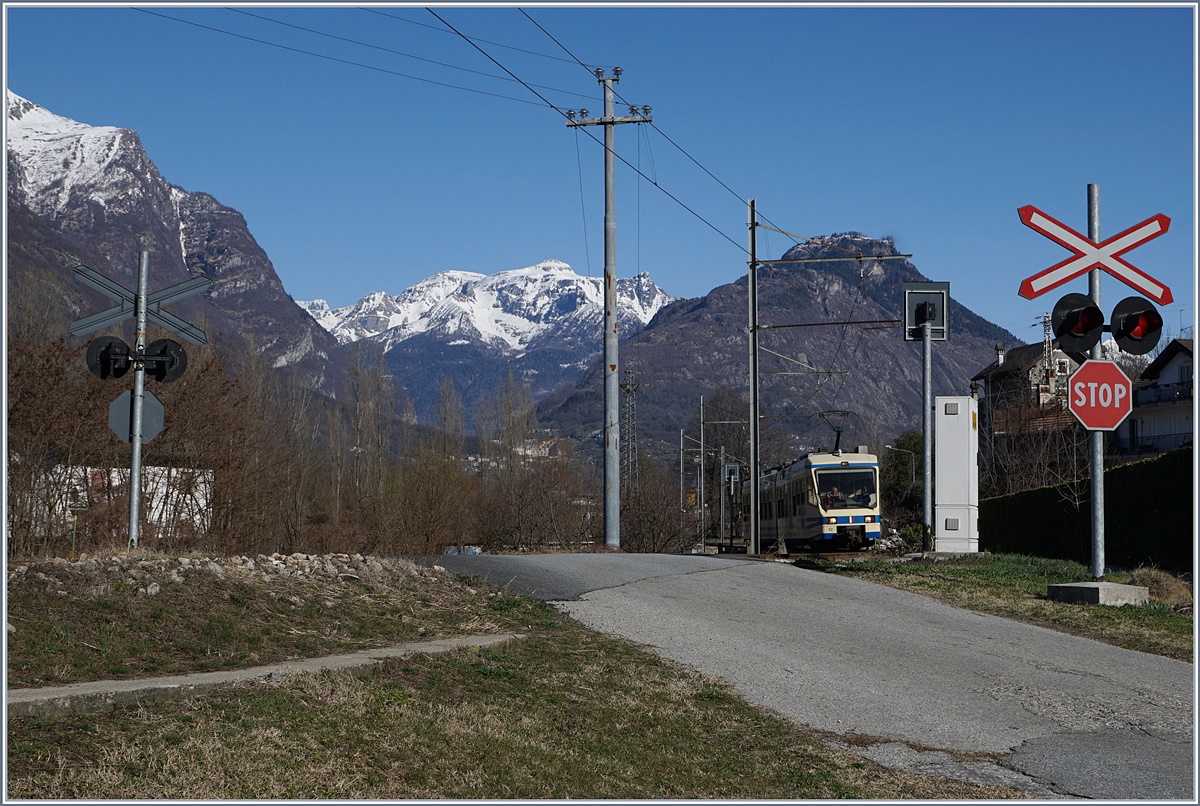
[538,234,1018,461]
[5,91,347,395]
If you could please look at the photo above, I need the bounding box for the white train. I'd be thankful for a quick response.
[746,449,882,552]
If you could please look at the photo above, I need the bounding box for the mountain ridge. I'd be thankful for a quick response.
[295,260,675,358]
[7,90,1022,450]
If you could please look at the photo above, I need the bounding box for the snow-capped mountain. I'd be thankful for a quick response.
[6,90,346,394]
[298,260,675,356]
[6,93,146,218]
[295,260,676,425]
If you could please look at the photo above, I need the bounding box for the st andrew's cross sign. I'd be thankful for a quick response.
[1016,205,1173,305]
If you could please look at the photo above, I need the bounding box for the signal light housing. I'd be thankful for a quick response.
[1111,296,1163,355]
[1052,292,1105,354]
[145,338,189,383]
[85,336,131,380]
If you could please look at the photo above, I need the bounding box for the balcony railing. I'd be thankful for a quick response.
[1135,380,1192,407]
[1110,431,1193,455]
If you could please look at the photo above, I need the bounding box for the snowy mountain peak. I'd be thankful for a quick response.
[6,89,160,219]
[6,90,107,138]
[297,261,677,356]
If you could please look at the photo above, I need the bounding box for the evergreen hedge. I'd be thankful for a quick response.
[980,445,1193,573]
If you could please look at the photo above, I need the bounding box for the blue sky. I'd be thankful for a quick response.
[5,3,1196,342]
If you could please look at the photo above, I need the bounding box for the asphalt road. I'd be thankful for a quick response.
[423,552,1196,801]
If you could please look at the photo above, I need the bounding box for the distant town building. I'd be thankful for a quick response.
[1114,339,1193,457]
[970,342,1086,497]
[971,338,1193,496]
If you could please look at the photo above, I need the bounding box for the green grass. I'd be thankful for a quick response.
[803,552,1193,661]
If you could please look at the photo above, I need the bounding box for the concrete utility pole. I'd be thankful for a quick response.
[566,68,651,550]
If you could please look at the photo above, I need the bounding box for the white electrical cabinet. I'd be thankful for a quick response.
[934,396,979,552]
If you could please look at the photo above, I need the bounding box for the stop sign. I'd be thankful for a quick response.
[1068,360,1132,431]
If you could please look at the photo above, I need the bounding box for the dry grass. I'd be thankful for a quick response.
[6,548,1032,800]
[1129,565,1194,611]
[6,550,523,687]
[7,633,1028,800]
[815,553,1193,661]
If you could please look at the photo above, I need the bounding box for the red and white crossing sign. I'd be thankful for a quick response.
[1068,360,1132,431]
[1017,205,1173,305]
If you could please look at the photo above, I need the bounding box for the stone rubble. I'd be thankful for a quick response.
[6,552,445,602]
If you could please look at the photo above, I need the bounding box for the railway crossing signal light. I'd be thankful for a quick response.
[1052,292,1165,356]
[1110,296,1163,355]
[84,336,189,382]
[85,336,132,380]
[1051,293,1104,354]
[145,338,188,383]
[915,301,937,324]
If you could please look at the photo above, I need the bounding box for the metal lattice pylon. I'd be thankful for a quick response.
[620,370,640,493]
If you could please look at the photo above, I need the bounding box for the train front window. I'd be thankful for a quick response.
[815,469,876,510]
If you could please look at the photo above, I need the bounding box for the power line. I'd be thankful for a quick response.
[228,8,596,102]
[364,7,584,66]
[518,8,847,260]
[517,8,598,72]
[143,5,805,270]
[134,8,546,107]
[431,8,745,255]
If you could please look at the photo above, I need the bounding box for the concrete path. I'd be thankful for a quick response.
[6,633,524,720]
[426,553,1196,801]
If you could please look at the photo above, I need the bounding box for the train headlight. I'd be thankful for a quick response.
[864,516,875,523]
[825,517,837,525]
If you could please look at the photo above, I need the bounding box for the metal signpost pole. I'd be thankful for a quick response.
[1016,188,1173,583]
[922,319,933,552]
[1087,184,1105,581]
[747,200,761,556]
[127,250,150,549]
[70,257,212,551]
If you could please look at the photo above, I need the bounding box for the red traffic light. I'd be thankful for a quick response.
[1111,296,1163,355]
[1052,293,1104,354]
